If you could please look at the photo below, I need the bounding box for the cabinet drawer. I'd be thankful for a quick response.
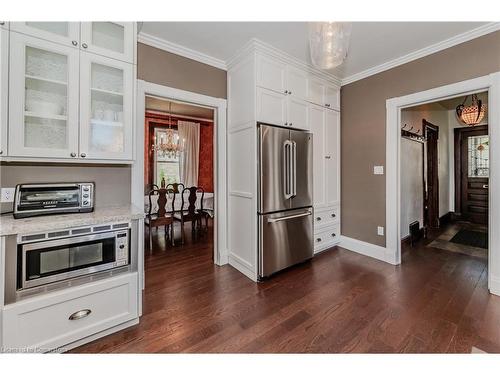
[314,224,340,252]
[2,272,138,352]
[313,206,339,227]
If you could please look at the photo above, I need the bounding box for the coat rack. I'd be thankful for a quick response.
[401,124,426,143]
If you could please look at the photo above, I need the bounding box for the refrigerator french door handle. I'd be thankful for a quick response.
[292,141,297,197]
[267,210,312,223]
[283,140,293,200]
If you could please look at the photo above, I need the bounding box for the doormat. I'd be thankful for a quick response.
[450,229,488,249]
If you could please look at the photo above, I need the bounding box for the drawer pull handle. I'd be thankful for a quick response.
[316,238,322,242]
[331,213,336,218]
[69,309,92,321]
[316,217,321,221]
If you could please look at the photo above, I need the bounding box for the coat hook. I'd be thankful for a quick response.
[409,126,414,132]
[416,129,421,134]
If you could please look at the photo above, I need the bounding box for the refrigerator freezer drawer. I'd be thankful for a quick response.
[259,208,313,278]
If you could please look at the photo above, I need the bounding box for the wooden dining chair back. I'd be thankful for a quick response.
[166,182,185,194]
[173,186,205,244]
[145,186,175,250]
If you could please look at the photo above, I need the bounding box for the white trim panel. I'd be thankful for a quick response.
[339,235,398,265]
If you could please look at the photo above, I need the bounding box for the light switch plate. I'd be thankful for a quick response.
[1,187,15,203]
[374,166,384,175]
[377,226,385,236]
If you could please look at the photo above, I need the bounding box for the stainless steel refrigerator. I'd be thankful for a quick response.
[258,123,313,278]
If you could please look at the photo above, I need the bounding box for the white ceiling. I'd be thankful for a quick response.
[141,22,491,81]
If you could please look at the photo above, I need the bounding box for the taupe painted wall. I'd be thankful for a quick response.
[137,42,227,98]
[0,163,131,212]
[341,30,500,246]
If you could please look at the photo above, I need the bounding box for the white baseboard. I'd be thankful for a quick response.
[228,253,257,281]
[339,235,397,265]
[489,275,500,296]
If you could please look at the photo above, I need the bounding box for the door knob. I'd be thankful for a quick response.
[316,217,321,221]
[331,213,336,218]
[483,184,489,189]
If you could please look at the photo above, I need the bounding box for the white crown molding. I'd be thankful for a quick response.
[138,31,227,71]
[227,38,343,86]
[341,22,500,86]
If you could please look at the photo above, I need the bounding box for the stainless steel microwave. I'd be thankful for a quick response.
[14,183,94,219]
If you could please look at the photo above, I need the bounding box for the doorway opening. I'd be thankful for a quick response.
[399,91,489,279]
[143,95,216,262]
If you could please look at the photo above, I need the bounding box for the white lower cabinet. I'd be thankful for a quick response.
[2,272,138,352]
[314,207,340,254]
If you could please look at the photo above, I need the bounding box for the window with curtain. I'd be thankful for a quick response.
[154,128,181,186]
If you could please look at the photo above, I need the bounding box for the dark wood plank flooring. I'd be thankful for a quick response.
[72,222,500,353]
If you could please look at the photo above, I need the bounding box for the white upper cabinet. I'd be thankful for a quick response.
[1,28,8,157]
[256,87,286,126]
[256,55,286,94]
[79,52,134,160]
[8,32,80,159]
[325,109,340,205]
[0,21,8,30]
[308,78,326,107]
[287,96,309,130]
[10,22,80,49]
[309,104,326,208]
[286,66,308,101]
[325,86,340,110]
[80,22,134,63]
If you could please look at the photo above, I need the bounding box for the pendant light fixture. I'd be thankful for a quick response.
[309,22,352,70]
[456,94,487,126]
[153,102,184,158]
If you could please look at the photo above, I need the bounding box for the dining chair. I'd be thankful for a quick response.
[145,186,175,251]
[173,186,204,245]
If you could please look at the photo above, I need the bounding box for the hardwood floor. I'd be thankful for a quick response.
[72,222,500,353]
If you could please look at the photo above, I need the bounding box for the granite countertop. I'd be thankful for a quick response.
[0,205,145,236]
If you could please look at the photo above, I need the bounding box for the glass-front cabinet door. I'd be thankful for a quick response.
[79,52,133,160]
[80,22,134,63]
[8,32,80,158]
[10,22,80,49]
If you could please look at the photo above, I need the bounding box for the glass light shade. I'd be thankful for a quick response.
[309,22,352,70]
[456,95,487,126]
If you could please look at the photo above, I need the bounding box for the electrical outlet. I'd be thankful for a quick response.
[373,166,384,175]
[377,226,385,236]
[1,188,15,203]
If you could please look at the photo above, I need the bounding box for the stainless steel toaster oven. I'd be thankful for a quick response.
[14,183,94,219]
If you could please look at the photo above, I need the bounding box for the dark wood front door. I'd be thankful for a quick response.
[455,125,489,224]
[424,120,439,228]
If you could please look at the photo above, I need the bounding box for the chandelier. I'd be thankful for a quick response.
[456,94,487,126]
[152,102,185,158]
[309,22,352,70]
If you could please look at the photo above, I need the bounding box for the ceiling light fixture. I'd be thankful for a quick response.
[456,94,487,126]
[309,22,352,70]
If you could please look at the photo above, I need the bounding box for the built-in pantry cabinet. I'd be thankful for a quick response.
[227,40,341,281]
[0,27,8,157]
[1,22,136,163]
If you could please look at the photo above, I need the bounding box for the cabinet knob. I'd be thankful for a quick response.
[288,91,292,95]
[70,152,77,157]
[72,40,78,46]
[316,217,321,221]
[284,90,288,94]
[316,238,322,242]
[331,233,336,237]
[325,156,331,159]
[0,150,3,155]
[80,152,87,158]
[289,122,293,126]
[0,22,5,26]
[325,103,331,108]
[82,43,88,49]
[285,122,288,126]
[331,213,336,218]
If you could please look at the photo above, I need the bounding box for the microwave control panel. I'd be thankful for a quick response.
[115,231,129,267]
